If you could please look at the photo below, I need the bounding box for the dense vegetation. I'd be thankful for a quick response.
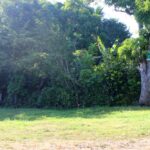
[0,0,142,108]
[104,0,150,105]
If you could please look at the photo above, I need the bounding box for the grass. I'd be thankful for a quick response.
[0,106,150,144]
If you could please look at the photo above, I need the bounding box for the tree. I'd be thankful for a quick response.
[0,0,131,108]
[105,0,135,15]
[103,0,150,105]
[59,0,130,49]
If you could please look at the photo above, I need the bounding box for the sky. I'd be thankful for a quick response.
[48,0,139,38]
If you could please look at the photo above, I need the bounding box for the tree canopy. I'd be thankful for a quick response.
[0,0,142,108]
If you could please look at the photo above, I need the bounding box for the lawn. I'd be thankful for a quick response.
[1,107,150,149]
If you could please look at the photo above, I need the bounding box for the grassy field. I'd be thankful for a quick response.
[1,107,150,149]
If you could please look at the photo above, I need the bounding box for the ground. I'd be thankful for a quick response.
[0,107,150,150]
[1,138,150,150]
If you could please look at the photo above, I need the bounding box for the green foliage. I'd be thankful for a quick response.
[7,75,28,106]
[0,0,135,108]
[72,37,140,106]
[37,87,71,108]
[135,0,150,27]
[105,0,135,14]
[96,38,140,105]
[118,35,149,64]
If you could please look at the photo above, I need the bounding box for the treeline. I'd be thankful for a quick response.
[0,0,140,108]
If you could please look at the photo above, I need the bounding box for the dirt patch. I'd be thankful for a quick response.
[0,138,150,150]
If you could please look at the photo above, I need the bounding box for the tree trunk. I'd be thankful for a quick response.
[139,61,150,105]
[139,38,150,105]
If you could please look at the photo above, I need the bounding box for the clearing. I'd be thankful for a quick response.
[0,107,150,150]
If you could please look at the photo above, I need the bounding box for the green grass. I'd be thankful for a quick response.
[0,107,150,143]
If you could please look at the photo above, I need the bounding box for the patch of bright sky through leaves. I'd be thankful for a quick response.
[48,0,139,38]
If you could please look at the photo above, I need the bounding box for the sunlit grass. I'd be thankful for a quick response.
[0,107,150,143]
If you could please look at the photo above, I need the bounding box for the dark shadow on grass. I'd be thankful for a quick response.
[0,106,149,121]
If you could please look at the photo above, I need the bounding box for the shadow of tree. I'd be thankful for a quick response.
[0,106,149,121]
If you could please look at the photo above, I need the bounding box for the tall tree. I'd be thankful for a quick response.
[103,0,150,105]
